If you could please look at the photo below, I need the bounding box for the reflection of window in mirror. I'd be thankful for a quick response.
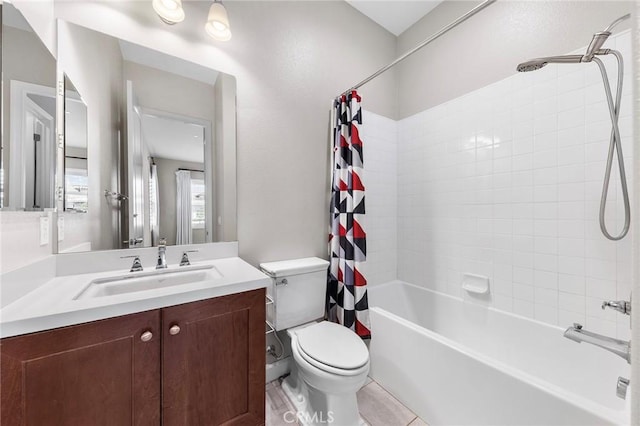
[191,178,205,230]
[64,167,88,213]
[63,75,88,214]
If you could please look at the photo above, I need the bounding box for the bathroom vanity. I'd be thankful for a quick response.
[0,244,269,425]
[1,290,264,425]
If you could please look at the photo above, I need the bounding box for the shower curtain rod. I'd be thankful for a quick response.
[336,0,497,98]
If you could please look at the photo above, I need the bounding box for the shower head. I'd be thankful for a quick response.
[516,55,583,72]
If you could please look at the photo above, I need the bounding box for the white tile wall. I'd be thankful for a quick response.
[359,111,398,286]
[365,31,633,338]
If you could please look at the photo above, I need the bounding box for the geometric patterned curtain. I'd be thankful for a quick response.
[326,90,371,339]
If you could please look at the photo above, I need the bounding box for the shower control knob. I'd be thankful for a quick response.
[602,300,631,315]
[169,325,181,335]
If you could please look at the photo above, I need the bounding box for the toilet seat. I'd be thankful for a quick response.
[294,321,369,376]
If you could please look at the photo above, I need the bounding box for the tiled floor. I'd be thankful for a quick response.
[266,377,427,426]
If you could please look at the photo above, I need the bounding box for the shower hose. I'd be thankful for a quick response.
[593,50,630,241]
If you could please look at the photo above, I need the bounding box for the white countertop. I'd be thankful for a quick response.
[1,256,270,338]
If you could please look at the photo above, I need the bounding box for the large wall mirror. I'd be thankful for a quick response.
[1,3,57,211]
[57,20,237,253]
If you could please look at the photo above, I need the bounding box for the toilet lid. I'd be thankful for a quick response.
[296,321,369,370]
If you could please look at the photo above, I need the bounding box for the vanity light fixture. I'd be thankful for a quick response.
[152,0,185,25]
[205,0,232,41]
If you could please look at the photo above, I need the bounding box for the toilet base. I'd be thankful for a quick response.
[281,373,367,426]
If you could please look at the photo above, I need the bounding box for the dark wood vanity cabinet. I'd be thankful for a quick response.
[0,310,161,425]
[0,289,266,426]
[162,288,266,426]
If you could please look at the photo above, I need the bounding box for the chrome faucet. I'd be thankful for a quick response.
[156,238,167,269]
[564,323,630,363]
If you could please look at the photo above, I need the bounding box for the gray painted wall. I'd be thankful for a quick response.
[396,1,633,119]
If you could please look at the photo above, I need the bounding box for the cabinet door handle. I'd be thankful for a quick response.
[141,331,153,342]
[169,325,181,335]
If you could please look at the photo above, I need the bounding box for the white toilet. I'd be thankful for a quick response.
[260,258,370,426]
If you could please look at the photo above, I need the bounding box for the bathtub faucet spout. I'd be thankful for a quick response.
[563,323,630,364]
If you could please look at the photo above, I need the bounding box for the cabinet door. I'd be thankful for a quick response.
[1,310,161,426]
[162,289,266,426]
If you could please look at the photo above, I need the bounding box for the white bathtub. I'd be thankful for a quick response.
[368,281,630,425]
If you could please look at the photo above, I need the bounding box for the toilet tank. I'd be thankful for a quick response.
[260,257,329,331]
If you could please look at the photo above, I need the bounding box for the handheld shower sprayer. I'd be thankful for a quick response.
[516,55,582,72]
[516,14,631,241]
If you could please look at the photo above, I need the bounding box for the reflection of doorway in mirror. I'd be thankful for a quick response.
[25,105,54,210]
[136,107,212,247]
[8,81,56,211]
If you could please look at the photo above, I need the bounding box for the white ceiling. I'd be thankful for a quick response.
[346,0,444,36]
[141,114,205,164]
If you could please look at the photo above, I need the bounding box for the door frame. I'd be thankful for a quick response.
[9,80,56,210]
[139,107,214,244]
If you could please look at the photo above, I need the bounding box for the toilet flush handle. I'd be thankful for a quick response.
[276,278,288,286]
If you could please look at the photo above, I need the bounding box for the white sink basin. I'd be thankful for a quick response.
[74,265,223,300]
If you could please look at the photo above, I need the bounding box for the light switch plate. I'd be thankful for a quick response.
[39,217,49,246]
[58,216,65,241]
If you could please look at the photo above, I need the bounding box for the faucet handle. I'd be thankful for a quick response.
[573,323,583,330]
[602,300,631,315]
[121,255,143,272]
[158,238,167,247]
[179,250,198,267]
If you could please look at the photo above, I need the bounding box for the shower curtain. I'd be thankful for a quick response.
[175,170,192,245]
[326,90,371,339]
